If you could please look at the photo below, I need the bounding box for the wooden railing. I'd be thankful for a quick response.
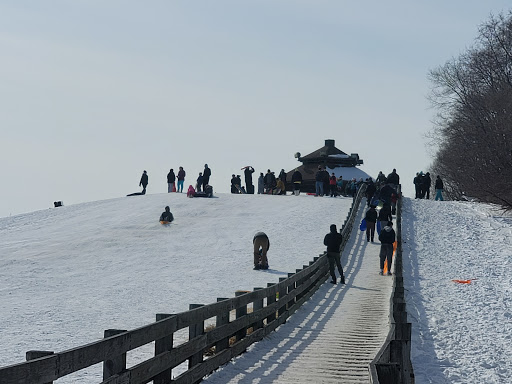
[369,186,415,384]
[0,186,367,384]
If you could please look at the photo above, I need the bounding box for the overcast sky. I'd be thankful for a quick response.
[1,1,510,217]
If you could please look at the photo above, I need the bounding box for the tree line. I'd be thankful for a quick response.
[428,12,512,210]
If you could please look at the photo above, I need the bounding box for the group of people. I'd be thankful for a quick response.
[230,167,294,196]
[413,172,444,201]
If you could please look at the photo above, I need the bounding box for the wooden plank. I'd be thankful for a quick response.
[188,304,205,369]
[215,298,230,354]
[153,314,174,384]
[0,354,59,384]
[103,329,127,381]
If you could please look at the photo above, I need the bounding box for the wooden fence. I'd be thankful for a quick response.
[369,186,415,384]
[0,185,367,384]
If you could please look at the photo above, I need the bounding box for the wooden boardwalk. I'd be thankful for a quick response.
[203,203,394,383]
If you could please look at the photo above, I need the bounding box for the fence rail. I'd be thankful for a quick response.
[0,185,367,384]
[369,186,415,384]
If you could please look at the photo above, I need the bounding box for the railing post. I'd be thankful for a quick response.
[188,304,205,369]
[103,329,127,381]
[215,298,230,353]
[26,351,54,384]
[252,287,264,331]
[278,277,287,317]
[235,292,247,342]
[154,313,174,384]
[266,283,276,325]
[287,273,295,309]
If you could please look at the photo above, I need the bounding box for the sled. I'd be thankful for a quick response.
[452,279,477,284]
[160,221,171,225]
[359,218,367,231]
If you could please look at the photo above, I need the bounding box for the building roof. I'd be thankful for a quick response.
[297,139,363,166]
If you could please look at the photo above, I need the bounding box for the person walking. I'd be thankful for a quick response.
[386,168,400,188]
[159,206,174,223]
[435,175,444,201]
[378,221,396,275]
[413,173,421,199]
[364,204,378,242]
[291,168,302,196]
[366,179,377,206]
[378,203,393,234]
[253,232,270,270]
[167,169,176,193]
[323,224,345,284]
[139,170,148,194]
[203,164,211,191]
[177,167,186,193]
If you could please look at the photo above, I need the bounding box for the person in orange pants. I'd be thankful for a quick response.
[253,232,270,270]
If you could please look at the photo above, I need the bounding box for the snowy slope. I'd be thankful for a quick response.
[402,199,512,383]
[0,192,353,381]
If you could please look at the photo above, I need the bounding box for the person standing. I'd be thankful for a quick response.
[177,166,186,193]
[257,172,264,194]
[315,166,324,196]
[244,166,255,194]
[386,168,400,188]
[291,168,302,196]
[253,232,269,270]
[378,221,396,276]
[167,169,176,193]
[413,173,421,199]
[424,172,432,199]
[203,164,211,191]
[378,203,393,234]
[364,204,378,242]
[139,170,148,194]
[196,172,204,192]
[366,179,377,206]
[329,173,337,197]
[323,224,345,284]
[435,175,444,201]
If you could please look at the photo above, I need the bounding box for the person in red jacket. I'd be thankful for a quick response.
[329,173,337,197]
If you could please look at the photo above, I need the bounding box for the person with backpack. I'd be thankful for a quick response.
[323,224,345,284]
[378,221,396,275]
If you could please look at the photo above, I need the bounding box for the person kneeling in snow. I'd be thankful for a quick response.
[187,185,196,198]
[253,232,270,270]
[159,206,174,223]
[378,221,396,275]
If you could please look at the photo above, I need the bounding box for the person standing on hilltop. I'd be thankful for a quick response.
[291,168,302,196]
[203,164,211,191]
[435,175,444,201]
[139,170,148,194]
[177,166,186,193]
[167,168,176,193]
[244,166,255,194]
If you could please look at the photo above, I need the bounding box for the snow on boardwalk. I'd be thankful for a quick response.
[203,204,394,383]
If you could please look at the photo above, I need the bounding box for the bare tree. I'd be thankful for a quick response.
[428,12,512,210]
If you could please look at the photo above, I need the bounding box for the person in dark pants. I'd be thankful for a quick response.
[291,168,302,195]
[424,172,432,199]
[365,205,378,242]
[323,224,345,284]
[379,221,396,275]
[253,232,269,270]
[196,172,204,192]
[203,164,211,191]
[139,170,148,194]
[435,175,444,201]
[167,169,176,193]
[244,166,255,194]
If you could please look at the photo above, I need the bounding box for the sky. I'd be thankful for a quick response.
[1,192,511,382]
[1,0,511,218]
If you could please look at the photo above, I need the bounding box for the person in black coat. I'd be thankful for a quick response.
[423,172,432,199]
[203,164,211,191]
[244,166,255,194]
[159,206,174,223]
[323,224,345,284]
[366,179,377,207]
[364,205,378,242]
[167,169,176,193]
[413,173,421,199]
[386,169,400,187]
[435,175,444,201]
[378,221,396,275]
[139,170,148,194]
[378,203,393,233]
[231,174,239,193]
[291,169,302,196]
[196,173,204,192]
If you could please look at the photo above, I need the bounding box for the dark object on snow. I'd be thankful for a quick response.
[194,185,213,198]
[127,189,146,196]
[54,201,63,207]
[159,206,174,222]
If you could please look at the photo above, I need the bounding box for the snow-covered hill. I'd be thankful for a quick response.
[1,193,511,383]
